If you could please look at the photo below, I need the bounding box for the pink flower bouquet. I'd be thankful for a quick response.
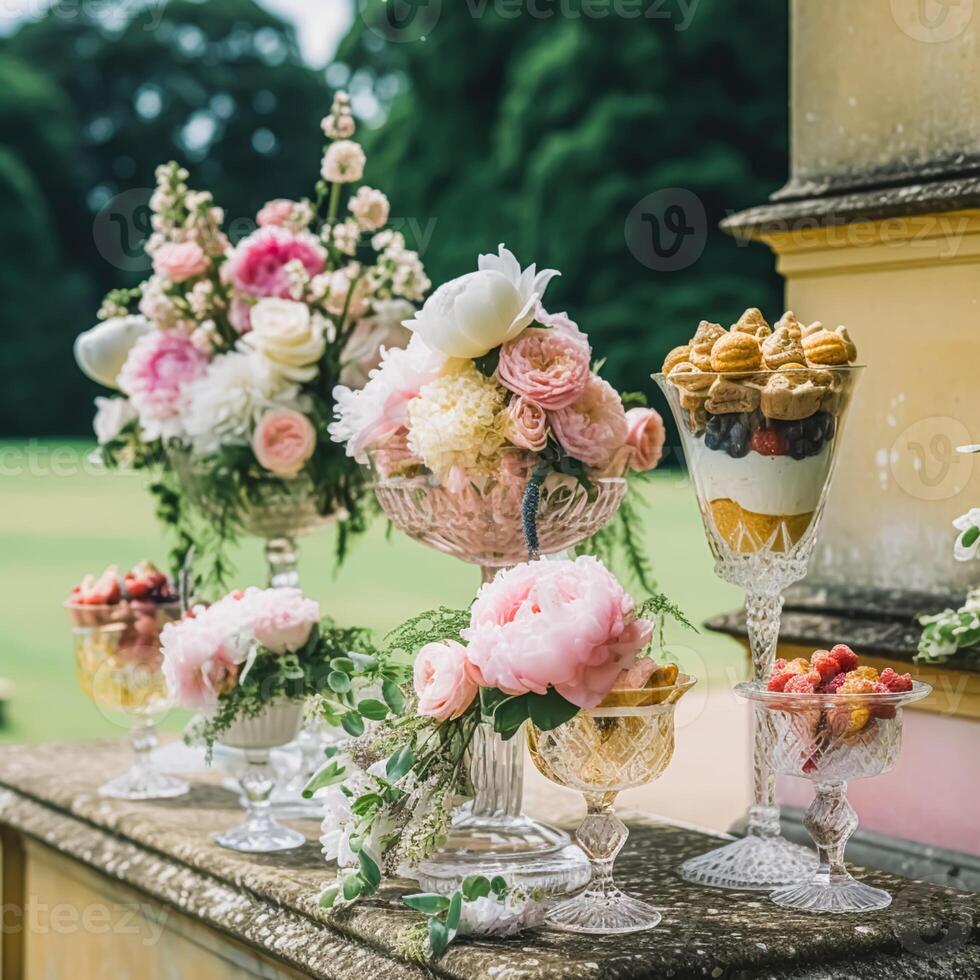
[73,91,431,591]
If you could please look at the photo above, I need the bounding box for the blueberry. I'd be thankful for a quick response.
[822,413,836,441]
[705,414,726,436]
[805,439,823,457]
[727,421,749,458]
[802,415,824,442]
[704,429,723,451]
[790,439,812,460]
[784,421,804,443]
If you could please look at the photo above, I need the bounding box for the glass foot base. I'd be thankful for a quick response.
[99,768,189,801]
[213,819,306,853]
[546,888,661,935]
[771,876,892,914]
[678,834,815,891]
[415,816,591,895]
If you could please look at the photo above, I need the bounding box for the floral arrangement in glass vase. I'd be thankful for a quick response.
[74,92,430,592]
[328,245,667,579]
[308,556,690,953]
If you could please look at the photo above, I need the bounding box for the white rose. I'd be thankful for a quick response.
[93,396,137,444]
[239,299,326,383]
[74,315,153,389]
[402,244,558,358]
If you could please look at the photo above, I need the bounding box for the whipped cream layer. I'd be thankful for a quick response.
[688,438,832,516]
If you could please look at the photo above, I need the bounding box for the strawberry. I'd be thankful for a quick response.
[71,566,121,605]
[750,427,788,457]
[767,669,800,692]
[124,560,170,600]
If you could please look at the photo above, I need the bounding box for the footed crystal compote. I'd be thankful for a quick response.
[66,599,189,800]
[527,674,697,933]
[372,450,627,893]
[655,365,862,890]
[736,679,930,912]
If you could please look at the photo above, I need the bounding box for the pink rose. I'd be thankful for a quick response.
[624,407,666,472]
[506,396,549,452]
[462,556,654,709]
[257,199,297,228]
[228,226,326,300]
[253,409,316,477]
[497,327,590,410]
[549,375,629,470]
[252,588,320,654]
[414,639,479,720]
[153,241,209,283]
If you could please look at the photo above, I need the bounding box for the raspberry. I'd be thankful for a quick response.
[816,672,847,694]
[768,670,800,692]
[784,671,821,694]
[810,650,839,680]
[829,644,859,672]
[751,427,788,457]
[124,560,169,600]
[767,657,809,690]
[70,567,121,605]
[870,681,897,719]
[773,658,788,672]
[879,667,913,693]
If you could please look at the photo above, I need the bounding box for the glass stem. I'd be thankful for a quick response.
[130,720,158,774]
[266,536,300,589]
[806,780,856,883]
[745,591,785,837]
[469,722,522,819]
[240,751,277,828]
[578,794,626,898]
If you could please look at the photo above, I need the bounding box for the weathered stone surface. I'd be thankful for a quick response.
[0,739,978,979]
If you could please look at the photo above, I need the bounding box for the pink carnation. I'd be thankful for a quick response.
[549,375,628,470]
[153,241,209,283]
[497,327,590,410]
[624,407,666,472]
[252,408,316,477]
[414,639,479,721]
[228,226,326,300]
[117,330,209,440]
[505,396,549,452]
[462,556,654,709]
[252,588,320,654]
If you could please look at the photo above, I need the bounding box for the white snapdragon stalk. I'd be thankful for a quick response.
[402,244,558,358]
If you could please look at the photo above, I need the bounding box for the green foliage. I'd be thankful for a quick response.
[917,587,980,663]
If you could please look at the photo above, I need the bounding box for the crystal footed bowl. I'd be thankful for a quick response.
[736,679,931,913]
[655,367,862,590]
[370,451,627,567]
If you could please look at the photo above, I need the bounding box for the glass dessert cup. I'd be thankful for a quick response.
[170,449,342,589]
[65,600,189,800]
[527,674,697,933]
[736,680,931,912]
[213,700,307,853]
[371,449,628,894]
[655,366,863,890]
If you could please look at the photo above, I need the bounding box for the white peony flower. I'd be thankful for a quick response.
[348,186,390,232]
[238,298,326,383]
[953,508,980,562]
[93,396,137,444]
[321,140,366,184]
[402,244,558,358]
[74,315,153,389]
[339,299,416,388]
[184,351,304,453]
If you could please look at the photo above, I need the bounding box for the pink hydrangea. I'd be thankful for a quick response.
[549,374,629,470]
[228,226,326,300]
[462,556,654,709]
[497,326,591,410]
[117,330,209,440]
[414,639,479,720]
[624,407,666,472]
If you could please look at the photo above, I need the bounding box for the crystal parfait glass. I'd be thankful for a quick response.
[527,674,697,933]
[655,365,862,890]
[371,449,628,894]
[65,599,189,800]
[736,679,930,912]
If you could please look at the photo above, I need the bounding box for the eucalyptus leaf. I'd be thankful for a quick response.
[382,678,405,714]
[446,891,463,932]
[328,671,351,694]
[302,760,346,798]
[341,712,365,737]
[385,744,415,782]
[357,698,389,721]
[461,875,492,902]
[427,917,451,958]
[403,893,451,915]
[358,849,381,890]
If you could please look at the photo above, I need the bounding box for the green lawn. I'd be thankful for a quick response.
[0,440,744,743]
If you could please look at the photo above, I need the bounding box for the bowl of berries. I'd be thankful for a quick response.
[736,644,930,913]
[65,562,188,800]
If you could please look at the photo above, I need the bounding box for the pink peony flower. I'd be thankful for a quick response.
[252,408,317,477]
[624,407,666,472]
[228,227,326,300]
[153,241,210,283]
[257,199,297,228]
[252,588,320,654]
[505,396,549,452]
[549,375,628,470]
[161,616,240,713]
[414,639,479,720]
[535,305,587,342]
[117,330,209,441]
[462,556,654,709]
[497,327,590,410]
